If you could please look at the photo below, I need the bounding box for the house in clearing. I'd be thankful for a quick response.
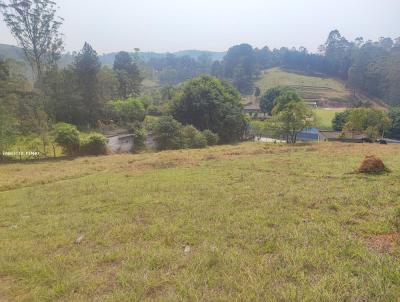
[243,103,261,114]
[297,128,324,141]
[296,129,374,143]
[319,131,371,143]
[104,129,134,153]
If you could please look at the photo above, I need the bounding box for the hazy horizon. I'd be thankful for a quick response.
[1,0,399,54]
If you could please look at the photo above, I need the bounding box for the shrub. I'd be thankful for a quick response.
[80,133,107,156]
[192,133,208,148]
[132,127,146,152]
[0,108,17,156]
[332,110,351,131]
[202,129,219,146]
[106,98,146,125]
[182,125,198,147]
[153,116,184,151]
[54,123,80,156]
[182,125,208,149]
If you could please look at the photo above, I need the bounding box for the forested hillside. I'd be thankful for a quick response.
[210,31,400,105]
[2,30,398,106]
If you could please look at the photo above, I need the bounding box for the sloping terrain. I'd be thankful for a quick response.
[1,142,400,301]
[314,108,346,130]
[0,43,225,67]
[256,68,354,107]
[0,44,25,61]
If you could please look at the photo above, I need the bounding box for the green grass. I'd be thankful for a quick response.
[1,143,400,301]
[256,68,352,104]
[314,108,346,130]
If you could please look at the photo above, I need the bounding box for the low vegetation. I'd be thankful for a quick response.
[1,142,400,301]
[152,116,219,151]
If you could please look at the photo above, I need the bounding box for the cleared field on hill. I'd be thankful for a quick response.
[256,68,352,105]
[315,108,346,130]
[1,143,400,301]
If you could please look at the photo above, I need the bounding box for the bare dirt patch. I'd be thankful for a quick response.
[365,232,400,254]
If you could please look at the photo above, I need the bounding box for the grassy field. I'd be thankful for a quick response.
[314,108,346,130]
[256,68,352,105]
[1,142,400,301]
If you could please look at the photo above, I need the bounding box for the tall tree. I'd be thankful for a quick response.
[222,44,258,94]
[0,0,64,82]
[113,51,142,99]
[172,76,246,143]
[74,42,101,127]
[0,59,17,156]
[342,108,390,139]
[259,86,293,116]
[97,66,119,101]
[267,92,314,144]
[320,30,353,79]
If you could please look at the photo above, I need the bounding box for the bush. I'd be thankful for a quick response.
[192,133,208,148]
[132,127,146,152]
[202,129,219,146]
[54,123,80,156]
[106,98,146,125]
[80,133,107,156]
[182,125,208,149]
[332,110,351,131]
[153,116,184,151]
[182,125,198,147]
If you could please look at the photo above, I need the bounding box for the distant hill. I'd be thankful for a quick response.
[0,44,225,67]
[173,50,226,61]
[0,44,25,61]
[99,50,226,67]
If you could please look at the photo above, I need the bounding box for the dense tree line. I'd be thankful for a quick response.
[0,0,149,158]
[208,31,400,105]
[41,43,143,127]
[332,108,400,140]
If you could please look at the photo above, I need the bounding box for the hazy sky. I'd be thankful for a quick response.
[0,0,399,54]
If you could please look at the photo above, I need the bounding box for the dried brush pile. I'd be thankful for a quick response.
[358,155,389,174]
